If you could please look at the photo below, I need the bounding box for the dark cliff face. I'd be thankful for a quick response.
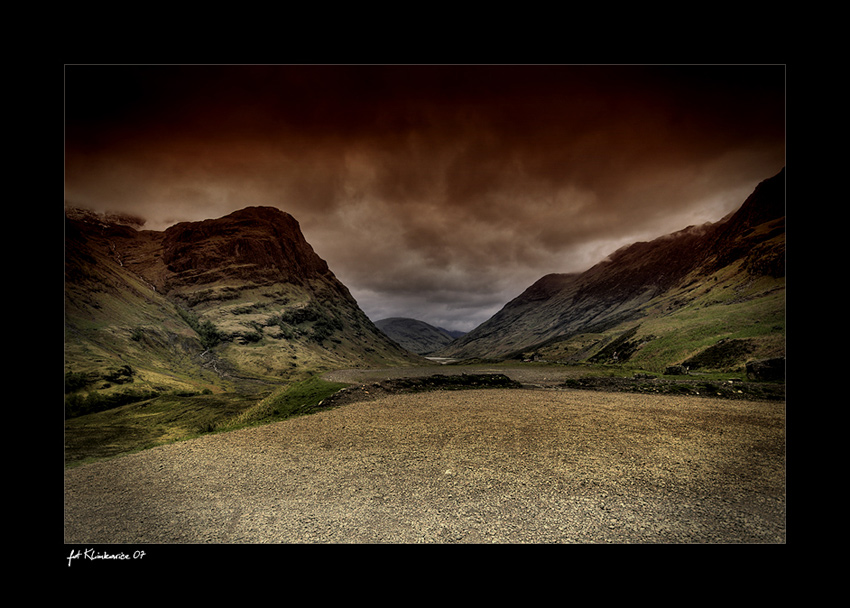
[162,206,333,288]
[705,168,785,276]
[721,167,785,233]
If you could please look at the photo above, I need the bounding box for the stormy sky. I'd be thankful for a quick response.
[64,64,785,332]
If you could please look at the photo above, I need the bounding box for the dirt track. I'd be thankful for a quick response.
[64,386,785,544]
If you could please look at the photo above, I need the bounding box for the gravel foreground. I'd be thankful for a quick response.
[64,388,786,544]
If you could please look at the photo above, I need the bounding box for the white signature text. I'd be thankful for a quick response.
[67,548,147,566]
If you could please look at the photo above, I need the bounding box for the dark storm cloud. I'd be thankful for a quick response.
[64,65,785,331]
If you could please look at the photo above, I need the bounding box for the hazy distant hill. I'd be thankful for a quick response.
[375,317,462,355]
[438,168,786,374]
[64,206,423,402]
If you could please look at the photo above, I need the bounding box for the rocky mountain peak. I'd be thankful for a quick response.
[64,203,422,394]
[726,167,785,230]
[162,205,332,290]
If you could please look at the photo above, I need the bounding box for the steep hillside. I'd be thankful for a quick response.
[375,317,459,355]
[438,168,785,374]
[64,205,423,407]
[64,209,221,399]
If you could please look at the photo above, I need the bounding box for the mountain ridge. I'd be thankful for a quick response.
[374,317,461,355]
[64,204,423,403]
[64,167,785,405]
[437,168,785,373]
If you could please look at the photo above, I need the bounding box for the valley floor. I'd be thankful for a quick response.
[64,386,785,544]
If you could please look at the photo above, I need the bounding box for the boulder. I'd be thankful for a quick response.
[746,357,785,381]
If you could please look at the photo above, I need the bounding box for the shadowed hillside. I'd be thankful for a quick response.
[64,206,424,414]
[438,169,785,375]
[375,317,461,355]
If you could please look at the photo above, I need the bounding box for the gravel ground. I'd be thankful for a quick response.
[64,386,785,544]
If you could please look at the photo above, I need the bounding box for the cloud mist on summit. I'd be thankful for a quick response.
[64,65,785,332]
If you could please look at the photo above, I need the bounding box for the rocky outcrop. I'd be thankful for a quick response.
[162,206,335,291]
[746,357,785,382]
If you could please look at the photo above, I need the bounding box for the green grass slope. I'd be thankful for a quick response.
[529,261,784,375]
[64,207,424,465]
[442,169,785,376]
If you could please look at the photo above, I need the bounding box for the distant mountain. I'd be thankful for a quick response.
[64,205,423,401]
[438,168,786,374]
[375,317,461,355]
[439,327,467,340]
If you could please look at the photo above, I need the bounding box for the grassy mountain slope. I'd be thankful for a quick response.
[64,206,424,462]
[64,211,226,400]
[438,169,785,375]
[65,206,421,389]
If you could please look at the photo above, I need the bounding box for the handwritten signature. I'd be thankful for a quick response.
[67,548,147,566]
